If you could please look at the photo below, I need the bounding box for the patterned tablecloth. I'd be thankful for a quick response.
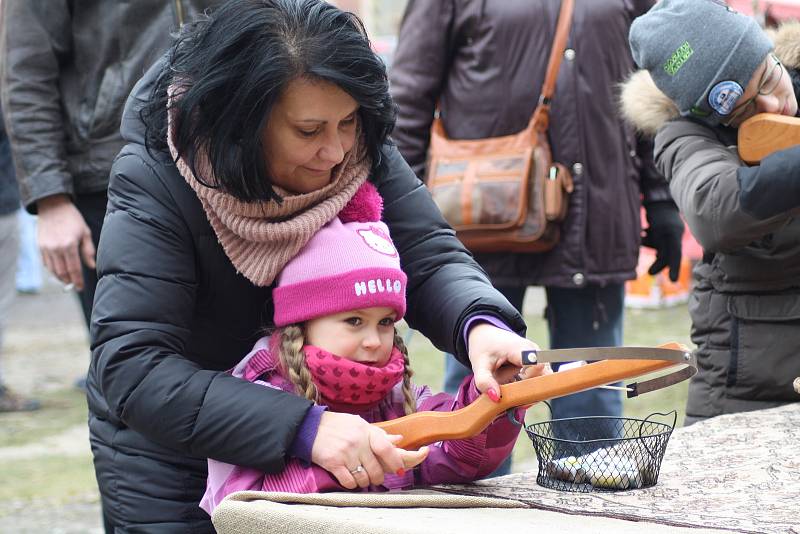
[437,403,800,534]
[213,403,800,534]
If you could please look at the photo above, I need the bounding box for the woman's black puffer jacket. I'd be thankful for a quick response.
[87,61,526,531]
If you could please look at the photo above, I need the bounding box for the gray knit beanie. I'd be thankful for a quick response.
[629,0,772,126]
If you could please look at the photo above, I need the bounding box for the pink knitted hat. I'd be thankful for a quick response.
[272,183,407,326]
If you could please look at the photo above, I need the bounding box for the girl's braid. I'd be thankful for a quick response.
[278,325,319,403]
[393,330,417,415]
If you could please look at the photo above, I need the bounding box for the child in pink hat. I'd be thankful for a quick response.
[201,183,546,513]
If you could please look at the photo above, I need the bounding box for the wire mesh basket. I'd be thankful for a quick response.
[525,411,676,492]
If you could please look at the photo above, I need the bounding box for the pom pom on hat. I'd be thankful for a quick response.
[338,181,383,223]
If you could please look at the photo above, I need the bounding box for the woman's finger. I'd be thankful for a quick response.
[494,362,523,384]
[329,465,358,490]
[472,365,502,399]
[520,363,552,380]
[400,446,429,469]
[367,426,404,475]
[358,451,385,487]
[374,434,406,475]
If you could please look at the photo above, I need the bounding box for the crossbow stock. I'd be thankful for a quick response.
[738,113,800,163]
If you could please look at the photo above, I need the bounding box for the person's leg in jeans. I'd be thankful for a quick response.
[0,213,19,385]
[545,284,624,429]
[0,213,40,411]
[443,285,527,476]
[15,207,42,294]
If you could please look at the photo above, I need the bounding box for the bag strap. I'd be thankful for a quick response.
[531,0,575,133]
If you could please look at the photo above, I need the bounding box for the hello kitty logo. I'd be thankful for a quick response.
[357,226,397,257]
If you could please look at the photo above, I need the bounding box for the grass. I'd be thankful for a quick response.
[0,389,96,517]
[0,388,88,447]
[0,455,98,511]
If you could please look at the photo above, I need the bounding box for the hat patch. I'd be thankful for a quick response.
[664,41,693,76]
[358,226,397,257]
[708,80,743,116]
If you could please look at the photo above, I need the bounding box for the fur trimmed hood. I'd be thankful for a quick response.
[620,21,800,136]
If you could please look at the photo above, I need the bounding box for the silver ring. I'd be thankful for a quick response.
[62,283,75,292]
[348,465,364,475]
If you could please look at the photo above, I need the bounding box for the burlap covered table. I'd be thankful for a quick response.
[212,404,800,534]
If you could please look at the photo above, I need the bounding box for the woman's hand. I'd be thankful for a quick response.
[311,411,428,489]
[466,323,547,399]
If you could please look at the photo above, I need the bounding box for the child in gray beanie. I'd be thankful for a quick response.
[622,0,800,426]
[629,0,776,126]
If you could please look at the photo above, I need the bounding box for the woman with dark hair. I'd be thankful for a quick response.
[89,0,537,530]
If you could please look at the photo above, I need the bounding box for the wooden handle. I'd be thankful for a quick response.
[375,343,686,450]
[738,113,800,164]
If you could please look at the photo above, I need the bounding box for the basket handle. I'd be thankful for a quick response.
[639,410,678,459]
[641,410,678,431]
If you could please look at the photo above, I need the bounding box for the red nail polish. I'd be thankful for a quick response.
[396,468,405,477]
[487,388,500,402]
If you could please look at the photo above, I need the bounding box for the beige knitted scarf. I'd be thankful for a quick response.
[166,100,371,287]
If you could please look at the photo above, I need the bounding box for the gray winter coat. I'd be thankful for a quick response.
[620,23,800,421]
[0,0,218,212]
[390,0,671,288]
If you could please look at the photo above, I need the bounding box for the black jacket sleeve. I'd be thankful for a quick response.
[89,152,312,473]
[637,134,674,206]
[377,144,526,364]
[737,144,800,220]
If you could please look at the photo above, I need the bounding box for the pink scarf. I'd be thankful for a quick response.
[304,345,405,410]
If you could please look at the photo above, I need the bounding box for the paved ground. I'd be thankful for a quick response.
[4,278,90,394]
[1,277,102,533]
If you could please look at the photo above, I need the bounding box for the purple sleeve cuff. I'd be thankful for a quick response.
[288,404,326,463]
[462,314,513,350]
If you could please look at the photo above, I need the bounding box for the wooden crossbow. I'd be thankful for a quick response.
[375,342,696,450]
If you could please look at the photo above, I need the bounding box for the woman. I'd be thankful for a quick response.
[623,0,800,425]
[88,0,537,530]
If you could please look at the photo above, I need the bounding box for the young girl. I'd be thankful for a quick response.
[623,0,800,425]
[200,183,546,514]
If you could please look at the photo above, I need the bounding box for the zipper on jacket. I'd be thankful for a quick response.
[174,0,185,26]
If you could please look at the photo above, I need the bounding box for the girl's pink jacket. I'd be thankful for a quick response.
[201,337,524,514]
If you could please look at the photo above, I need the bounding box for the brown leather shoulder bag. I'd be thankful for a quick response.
[425,0,574,253]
